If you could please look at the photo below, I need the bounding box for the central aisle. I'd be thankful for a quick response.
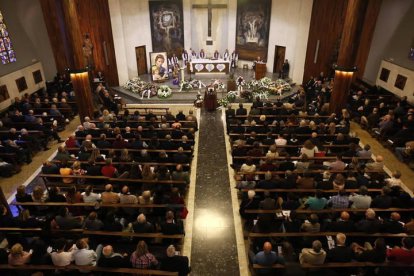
[191,109,240,275]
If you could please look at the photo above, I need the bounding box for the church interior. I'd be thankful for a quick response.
[0,0,414,275]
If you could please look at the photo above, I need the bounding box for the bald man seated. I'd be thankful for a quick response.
[381,212,405,234]
[251,242,285,275]
[326,211,355,232]
[101,184,120,204]
[97,245,130,268]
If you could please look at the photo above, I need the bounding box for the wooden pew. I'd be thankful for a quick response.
[0,264,179,275]
[12,202,185,209]
[65,148,193,154]
[235,114,330,119]
[121,106,169,114]
[75,135,194,143]
[248,232,414,238]
[244,207,414,214]
[252,262,414,269]
[232,156,373,162]
[38,174,188,189]
[0,227,185,240]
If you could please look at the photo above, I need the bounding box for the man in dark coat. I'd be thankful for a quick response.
[97,245,130,268]
[161,245,190,276]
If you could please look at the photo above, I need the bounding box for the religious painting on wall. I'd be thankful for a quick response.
[235,0,272,61]
[33,70,43,84]
[394,74,407,90]
[0,85,9,103]
[15,77,27,92]
[149,0,184,58]
[150,52,169,82]
[379,68,390,83]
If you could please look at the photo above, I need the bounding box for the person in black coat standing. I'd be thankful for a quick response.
[161,245,190,276]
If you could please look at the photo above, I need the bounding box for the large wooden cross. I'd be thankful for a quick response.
[192,0,227,38]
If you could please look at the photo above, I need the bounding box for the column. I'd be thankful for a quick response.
[70,71,95,122]
[329,0,369,114]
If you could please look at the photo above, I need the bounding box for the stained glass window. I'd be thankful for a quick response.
[0,11,16,64]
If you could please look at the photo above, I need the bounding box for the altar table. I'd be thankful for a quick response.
[190,59,230,74]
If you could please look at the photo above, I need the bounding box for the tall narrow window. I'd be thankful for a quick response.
[0,11,16,64]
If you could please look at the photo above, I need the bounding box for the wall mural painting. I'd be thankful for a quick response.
[149,0,184,58]
[235,0,272,61]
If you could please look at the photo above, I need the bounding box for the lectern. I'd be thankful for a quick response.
[255,63,266,80]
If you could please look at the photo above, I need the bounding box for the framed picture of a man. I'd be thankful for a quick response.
[150,52,169,82]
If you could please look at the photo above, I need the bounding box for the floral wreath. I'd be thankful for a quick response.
[157,85,172,98]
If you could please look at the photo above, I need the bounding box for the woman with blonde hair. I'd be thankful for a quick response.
[8,243,31,265]
[300,140,319,158]
[138,190,153,214]
[72,160,86,184]
[265,144,279,159]
[130,240,158,269]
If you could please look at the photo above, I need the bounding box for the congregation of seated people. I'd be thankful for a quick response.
[226,81,414,275]
[347,85,414,165]
[0,103,197,274]
[0,76,81,177]
[0,232,190,275]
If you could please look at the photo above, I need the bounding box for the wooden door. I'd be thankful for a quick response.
[135,46,147,75]
[273,45,286,73]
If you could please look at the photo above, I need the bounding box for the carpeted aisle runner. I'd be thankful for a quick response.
[190,109,240,275]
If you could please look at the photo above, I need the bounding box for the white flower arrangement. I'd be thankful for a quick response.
[179,79,206,91]
[211,79,225,90]
[252,90,269,100]
[157,85,172,98]
[217,90,238,107]
[260,77,274,87]
[274,79,292,91]
[227,91,238,101]
[246,80,261,90]
[123,77,158,98]
[190,79,206,89]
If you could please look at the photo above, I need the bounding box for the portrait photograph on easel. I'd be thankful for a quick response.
[149,52,169,82]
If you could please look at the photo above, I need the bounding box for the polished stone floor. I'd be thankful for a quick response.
[191,109,240,275]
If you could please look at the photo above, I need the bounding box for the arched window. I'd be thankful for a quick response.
[0,11,16,64]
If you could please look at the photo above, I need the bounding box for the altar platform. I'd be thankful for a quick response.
[111,68,298,104]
